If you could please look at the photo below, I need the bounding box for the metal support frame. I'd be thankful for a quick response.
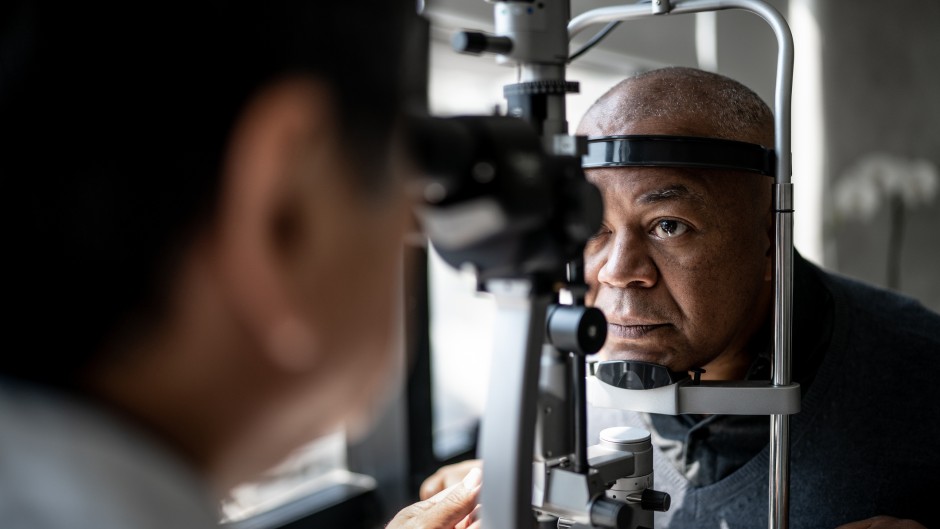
[478,280,554,529]
[570,2,795,528]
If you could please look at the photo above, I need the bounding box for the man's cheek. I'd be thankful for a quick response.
[583,252,602,306]
[584,286,597,306]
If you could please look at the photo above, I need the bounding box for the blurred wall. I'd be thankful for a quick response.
[814,0,940,311]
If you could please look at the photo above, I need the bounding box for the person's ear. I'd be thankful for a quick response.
[209,77,336,373]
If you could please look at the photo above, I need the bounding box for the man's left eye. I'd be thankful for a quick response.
[652,219,689,238]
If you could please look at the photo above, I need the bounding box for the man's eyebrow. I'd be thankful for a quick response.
[636,184,707,206]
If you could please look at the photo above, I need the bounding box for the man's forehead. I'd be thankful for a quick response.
[587,166,718,201]
[586,165,770,221]
[578,115,720,139]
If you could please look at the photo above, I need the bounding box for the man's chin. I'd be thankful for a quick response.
[597,349,717,380]
[598,349,670,367]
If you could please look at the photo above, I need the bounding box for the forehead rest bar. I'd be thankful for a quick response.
[582,135,776,177]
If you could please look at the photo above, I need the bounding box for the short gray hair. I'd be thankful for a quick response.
[578,67,774,147]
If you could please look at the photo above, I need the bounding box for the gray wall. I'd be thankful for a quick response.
[816,0,940,311]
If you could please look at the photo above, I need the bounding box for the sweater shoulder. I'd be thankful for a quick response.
[811,264,940,352]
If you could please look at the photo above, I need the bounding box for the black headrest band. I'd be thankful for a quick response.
[582,135,776,177]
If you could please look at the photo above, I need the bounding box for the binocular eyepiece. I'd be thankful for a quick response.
[406,115,602,283]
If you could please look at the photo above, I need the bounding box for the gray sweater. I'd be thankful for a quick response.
[590,258,940,528]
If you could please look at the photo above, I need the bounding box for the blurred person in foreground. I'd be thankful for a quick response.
[422,67,940,529]
[0,2,478,528]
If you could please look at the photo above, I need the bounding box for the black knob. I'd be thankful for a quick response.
[641,489,671,512]
[590,498,632,529]
[546,305,607,355]
[451,31,513,55]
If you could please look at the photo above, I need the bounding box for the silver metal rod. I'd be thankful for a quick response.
[770,414,791,529]
[570,3,795,528]
[772,197,794,529]
[567,4,651,39]
[479,281,552,529]
[774,188,794,385]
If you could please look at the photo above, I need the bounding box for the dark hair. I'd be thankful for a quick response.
[1,1,416,384]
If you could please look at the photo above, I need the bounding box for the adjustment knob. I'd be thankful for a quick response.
[503,80,580,96]
[641,489,671,512]
[590,497,632,529]
[546,305,607,355]
[451,31,513,55]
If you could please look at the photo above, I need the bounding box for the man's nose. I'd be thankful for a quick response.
[597,231,658,289]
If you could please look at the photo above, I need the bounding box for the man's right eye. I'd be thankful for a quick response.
[651,219,690,239]
[589,225,611,240]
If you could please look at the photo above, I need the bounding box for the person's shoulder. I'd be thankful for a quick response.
[807,260,940,346]
[0,380,219,529]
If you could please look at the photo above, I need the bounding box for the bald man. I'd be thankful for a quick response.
[423,67,940,529]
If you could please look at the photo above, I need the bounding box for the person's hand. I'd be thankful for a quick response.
[387,467,482,529]
[420,459,483,501]
[835,515,927,529]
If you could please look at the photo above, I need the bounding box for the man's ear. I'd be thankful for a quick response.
[209,77,334,372]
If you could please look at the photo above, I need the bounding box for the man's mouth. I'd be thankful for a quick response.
[607,322,668,339]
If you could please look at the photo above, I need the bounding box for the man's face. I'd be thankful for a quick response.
[583,164,773,375]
